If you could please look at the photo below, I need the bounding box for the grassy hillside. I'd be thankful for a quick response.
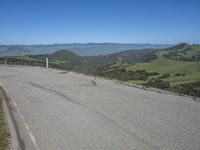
[155,43,200,61]
[98,57,200,97]
[126,58,200,86]
[96,43,200,97]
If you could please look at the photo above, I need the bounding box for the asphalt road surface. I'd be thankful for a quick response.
[0,65,200,150]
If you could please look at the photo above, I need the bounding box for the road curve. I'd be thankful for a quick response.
[0,65,200,150]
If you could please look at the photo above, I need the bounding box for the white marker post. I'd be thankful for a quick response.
[46,58,48,68]
[5,58,8,65]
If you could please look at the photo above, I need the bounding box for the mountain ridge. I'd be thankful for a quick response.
[0,43,172,56]
[0,46,33,57]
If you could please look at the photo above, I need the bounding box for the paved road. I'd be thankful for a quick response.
[0,65,200,150]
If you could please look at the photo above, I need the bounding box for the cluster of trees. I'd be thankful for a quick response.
[98,68,159,81]
[0,57,46,67]
[145,77,200,97]
[145,78,170,90]
[174,73,186,76]
[160,73,170,78]
[163,53,200,61]
[163,51,200,62]
[172,81,200,97]
[157,73,186,79]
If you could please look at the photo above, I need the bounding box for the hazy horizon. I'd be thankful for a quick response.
[0,42,175,46]
[0,42,199,46]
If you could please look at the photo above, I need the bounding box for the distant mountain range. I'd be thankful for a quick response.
[0,46,34,57]
[0,43,171,57]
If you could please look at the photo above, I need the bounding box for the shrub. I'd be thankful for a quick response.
[120,68,127,73]
[171,81,200,97]
[135,73,148,81]
[160,73,170,78]
[145,78,170,89]
[127,70,136,75]
[175,73,181,76]
[136,70,146,73]
[147,72,159,76]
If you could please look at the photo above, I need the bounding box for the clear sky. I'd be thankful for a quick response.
[0,0,200,44]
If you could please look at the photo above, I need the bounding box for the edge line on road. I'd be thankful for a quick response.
[0,83,40,150]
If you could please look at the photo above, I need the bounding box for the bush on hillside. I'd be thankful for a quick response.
[174,73,186,77]
[147,72,159,76]
[135,70,146,73]
[160,73,170,78]
[174,73,181,76]
[171,81,200,97]
[145,78,170,90]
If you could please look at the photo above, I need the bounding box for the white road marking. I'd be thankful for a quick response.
[1,84,40,150]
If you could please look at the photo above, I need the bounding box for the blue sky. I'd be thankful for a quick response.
[0,0,200,44]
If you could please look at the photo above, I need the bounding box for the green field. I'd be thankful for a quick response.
[128,80,147,84]
[16,56,38,61]
[126,58,200,86]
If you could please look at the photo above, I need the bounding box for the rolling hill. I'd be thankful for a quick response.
[27,48,158,72]
[126,58,200,86]
[156,43,200,61]
[96,43,200,89]
[0,46,33,57]
[0,43,171,56]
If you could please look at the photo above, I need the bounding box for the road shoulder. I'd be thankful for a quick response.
[0,83,21,150]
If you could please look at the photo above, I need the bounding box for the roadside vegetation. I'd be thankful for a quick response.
[0,97,10,150]
[98,60,200,97]
[171,81,200,97]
